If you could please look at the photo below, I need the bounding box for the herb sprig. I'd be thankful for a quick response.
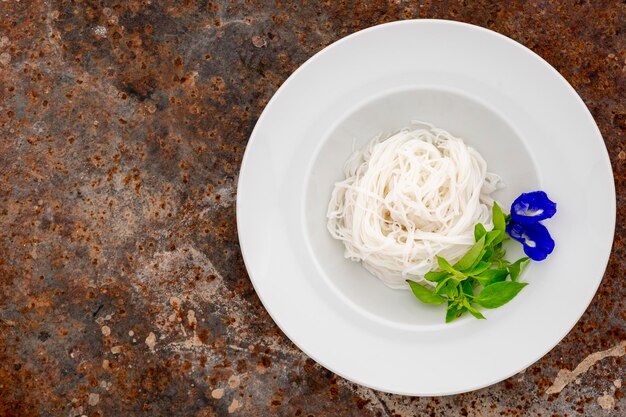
[407,202,530,323]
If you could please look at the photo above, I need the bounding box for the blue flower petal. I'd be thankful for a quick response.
[506,221,526,243]
[506,220,555,261]
[523,242,550,261]
[510,191,557,224]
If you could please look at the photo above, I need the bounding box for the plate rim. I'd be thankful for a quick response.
[236,19,616,396]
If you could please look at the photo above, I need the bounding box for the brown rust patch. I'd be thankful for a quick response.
[0,1,624,416]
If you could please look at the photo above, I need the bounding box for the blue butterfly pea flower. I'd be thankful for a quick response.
[511,191,557,224]
[506,220,555,261]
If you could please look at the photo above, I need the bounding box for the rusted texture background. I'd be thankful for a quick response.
[0,1,624,416]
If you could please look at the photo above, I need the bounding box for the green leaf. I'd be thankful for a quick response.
[474,281,528,309]
[469,250,488,271]
[437,256,462,276]
[407,280,446,305]
[481,246,494,262]
[474,268,509,287]
[445,301,467,323]
[434,277,449,294]
[509,257,530,281]
[474,232,504,270]
[454,236,486,271]
[485,229,504,246]
[465,261,491,277]
[443,281,460,297]
[492,202,506,232]
[466,303,486,320]
[474,223,487,241]
[434,277,459,295]
[489,246,506,262]
[424,271,449,283]
[497,259,511,268]
[461,279,476,296]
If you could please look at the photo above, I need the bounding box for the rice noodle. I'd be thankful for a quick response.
[326,122,501,289]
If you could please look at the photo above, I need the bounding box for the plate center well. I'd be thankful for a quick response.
[304,86,540,329]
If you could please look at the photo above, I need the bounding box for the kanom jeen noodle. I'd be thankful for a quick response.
[327,122,501,289]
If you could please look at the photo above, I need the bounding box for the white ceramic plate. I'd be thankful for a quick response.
[237,20,615,395]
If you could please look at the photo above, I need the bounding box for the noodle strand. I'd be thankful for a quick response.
[326,122,501,289]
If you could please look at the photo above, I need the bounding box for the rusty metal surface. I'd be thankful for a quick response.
[0,1,624,416]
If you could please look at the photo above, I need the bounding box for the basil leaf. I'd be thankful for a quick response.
[465,261,490,277]
[474,223,487,241]
[486,229,504,246]
[407,280,446,305]
[437,256,462,276]
[492,202,506,232]
[461,278,476,296]
[435,277,459,295]
[445,281,460,297]
[424,271,449,283]
[474,268,509,287]
[445,301,468,323]
[481,246,494,262]
[466,303,486,320]
[445,304,458,323]
[508,257,530,281]
[488,246,505,262]
[497,259,511,268]
[474,281,528,309]
[434,277,449,294]
[470,249,488,271]
[454,235,486,271]
[444,283,458,297]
